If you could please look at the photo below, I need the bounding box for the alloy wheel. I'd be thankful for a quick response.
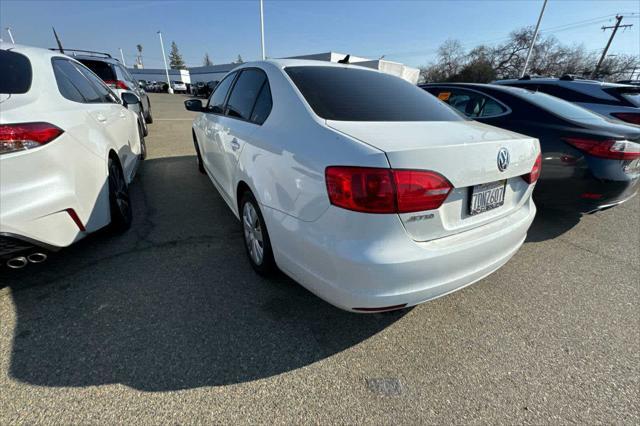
[243,202,264,265]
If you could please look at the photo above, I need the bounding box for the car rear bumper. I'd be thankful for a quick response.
[264,198,535,312]
[536,174,639,213]
[0,134,109,253]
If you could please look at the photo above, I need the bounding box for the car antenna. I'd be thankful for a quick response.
[52,27,64,54]
[338,54,350,64]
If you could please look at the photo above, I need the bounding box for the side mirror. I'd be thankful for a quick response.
[121,92,141,113]
[184,99,203,112]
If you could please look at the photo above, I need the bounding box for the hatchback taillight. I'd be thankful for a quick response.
[522,152,542,184]
[611,112,640,125]
[325,166,452,214]
[104,79,130,90]
[563,137,640,160]
[0,122,64,155]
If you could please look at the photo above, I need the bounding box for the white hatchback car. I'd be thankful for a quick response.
[0,43,145,268]
[185,60,541,312]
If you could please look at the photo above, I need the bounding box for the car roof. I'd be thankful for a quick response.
[238,58,384,74]
[494,77,631,89]
[1,42,64,60]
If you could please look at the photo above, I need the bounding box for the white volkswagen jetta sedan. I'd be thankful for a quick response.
[185,60,541,312]
[0,43,145,268]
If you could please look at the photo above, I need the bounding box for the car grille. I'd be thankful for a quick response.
[0,236,33,258]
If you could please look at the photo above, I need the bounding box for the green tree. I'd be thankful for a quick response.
[234,54,244,64]
[169,41,186,69]
[203,52,213,66]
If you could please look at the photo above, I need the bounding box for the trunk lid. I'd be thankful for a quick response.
[326,120,539,241]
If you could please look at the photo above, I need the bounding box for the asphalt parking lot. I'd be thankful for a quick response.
[1,93,638,424]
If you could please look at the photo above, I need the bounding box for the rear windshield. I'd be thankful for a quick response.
[0,50,32,94]
[508,87,609,123]
[77,59,115,81]
[285,66,464,122]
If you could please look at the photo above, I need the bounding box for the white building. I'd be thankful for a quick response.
[128,51,420,87]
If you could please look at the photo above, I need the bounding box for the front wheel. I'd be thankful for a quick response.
[193,134,205,174]
[240,192,276,275]
[108,156,132,233]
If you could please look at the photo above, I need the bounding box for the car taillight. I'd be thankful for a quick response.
[563,137,640,160]
[611,112,640,125]
[522,152,542,184]
[325,166,452,214]
[0,122,64,155]
[104,79,130,90]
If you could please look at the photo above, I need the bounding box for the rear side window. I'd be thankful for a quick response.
[0,50,32,94]
[250,82,272,125]
[52,59,109,103]
[226,69,268,121]
[74,64,117,103]
[77,59,116,82]
[207,72,237,113]
[435,88,507,118]
[285,66,463,122]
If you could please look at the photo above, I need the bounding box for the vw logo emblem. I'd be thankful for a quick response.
[497,148,510,172]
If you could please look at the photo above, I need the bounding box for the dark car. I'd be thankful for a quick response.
[494,76,640,125]
[421,83,640,213]
[201,80,219,98]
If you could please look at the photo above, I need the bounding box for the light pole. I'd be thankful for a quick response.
[119,48,126,66]
[260,0,265,60]
[6,27,15,43]
[157,31,174,94]
[521,0,548,78]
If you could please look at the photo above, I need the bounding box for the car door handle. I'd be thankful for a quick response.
[96,114,107,123]
[230,139,240,151]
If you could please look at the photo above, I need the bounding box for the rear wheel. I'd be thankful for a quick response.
[108,156,132,233]
[144,101,153,123]
[240,192,276,275]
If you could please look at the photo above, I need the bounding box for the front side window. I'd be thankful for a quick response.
[225,69,268,121]
[0,50,32,94]
[285,66,464,122]
[206,72,237,113]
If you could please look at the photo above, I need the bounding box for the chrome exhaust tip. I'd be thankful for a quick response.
[6,256,28,269]
[27,252,48,264]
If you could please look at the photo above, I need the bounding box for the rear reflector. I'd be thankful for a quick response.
[325,167,452,214]
[522,152,542,184]
[611,112,640,125]
[65,208,86,232]
[0,122,64,155]
[563,137,640,161]
[580,192,603,200]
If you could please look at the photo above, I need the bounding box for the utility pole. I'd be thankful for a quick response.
[157,31,174,94]
[119,48,126,66]
[521,0,548,78]
[6,27,15,43]
[591,15,633,79]
[259,0,265,60]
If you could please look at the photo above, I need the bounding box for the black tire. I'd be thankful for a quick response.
[139,133,147,160]
[240,192,276,276]
[193,134,206,174]
[144,101,153,124]
[108,156,132,233]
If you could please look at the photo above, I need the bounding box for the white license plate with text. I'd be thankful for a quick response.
[469,180,506,216]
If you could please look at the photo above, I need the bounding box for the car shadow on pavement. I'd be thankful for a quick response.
[525,204,582,242]
[1,156,405,391]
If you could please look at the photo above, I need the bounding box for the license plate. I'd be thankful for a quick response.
[469,180,506,216]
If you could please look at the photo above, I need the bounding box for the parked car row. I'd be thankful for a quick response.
[190,80,219,98]
[2,43,638,314]
[0,43,155,269]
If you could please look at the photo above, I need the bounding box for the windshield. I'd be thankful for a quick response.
[285,66,464,122]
